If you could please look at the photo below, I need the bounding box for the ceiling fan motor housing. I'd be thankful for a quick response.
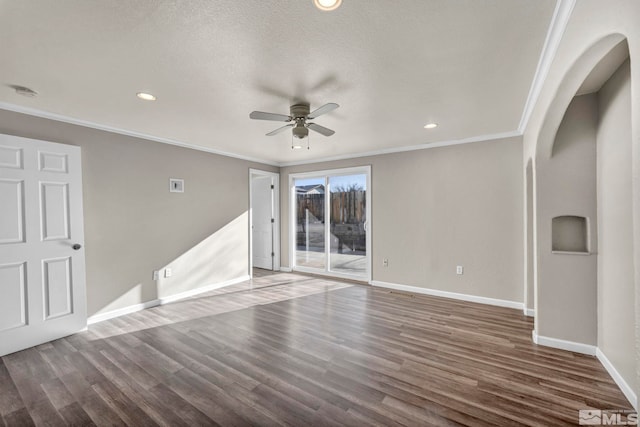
[290,103,310,118]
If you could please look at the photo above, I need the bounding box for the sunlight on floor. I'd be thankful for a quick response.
[86,272,352,340]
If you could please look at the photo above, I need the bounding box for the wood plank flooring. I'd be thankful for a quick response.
[0,271,632,426]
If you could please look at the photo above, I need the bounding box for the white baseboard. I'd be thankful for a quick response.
[531,330,596,356]
[279,266,293,272]
[533,332,638,409]
[87,299,161,325]
[524,308,535,317]
[596,348,638,410]
[371,280,524,310]
[87,275,250,325]
[158,275,250,305]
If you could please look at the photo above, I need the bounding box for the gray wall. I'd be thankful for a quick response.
[0,110,277,317]
[526,160,534,311]
[281,137,524,303]
[597,60,635,390]
[0,108,524,317]
[535,94,598,344]
[517,1,639,403]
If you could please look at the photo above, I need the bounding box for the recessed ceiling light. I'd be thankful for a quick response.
[136,92,156,101]
[424,123,438,129]
[13,85,38,97]
[313,0,342,11]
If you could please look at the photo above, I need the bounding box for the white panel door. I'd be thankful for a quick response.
[0,134,86,357]
[251,176,273,270]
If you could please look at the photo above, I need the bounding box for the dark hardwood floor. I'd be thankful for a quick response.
[0,271,632,426]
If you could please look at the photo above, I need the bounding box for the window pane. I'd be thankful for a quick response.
[329,174,366,276]
[294,177,325,269]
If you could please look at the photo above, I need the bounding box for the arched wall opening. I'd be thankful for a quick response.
[535,34,626,161]
[532,35,635,405]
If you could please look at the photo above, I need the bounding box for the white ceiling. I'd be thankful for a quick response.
[0,0,556,165]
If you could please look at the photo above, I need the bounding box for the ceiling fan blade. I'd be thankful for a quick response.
[307,103,339,119]
[266,124,294,136]
[307,123,335,137]
[249,111,292,122]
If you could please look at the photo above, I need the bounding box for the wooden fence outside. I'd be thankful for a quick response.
[296,190,366,225]
[296,190,366,252]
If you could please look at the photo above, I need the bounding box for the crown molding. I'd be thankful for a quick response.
[0,102,522,168]
[278,130,522,167]
[0,101,281,167]
[518,0,576,134]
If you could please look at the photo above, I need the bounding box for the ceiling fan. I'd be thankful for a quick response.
[249,102,339,140]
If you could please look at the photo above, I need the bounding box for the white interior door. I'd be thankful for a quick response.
[0,134,87,357]
[251,175,274,270]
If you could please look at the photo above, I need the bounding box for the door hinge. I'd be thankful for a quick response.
[271,218,275,223]
[270,184,274,189]
[271,252,275,257]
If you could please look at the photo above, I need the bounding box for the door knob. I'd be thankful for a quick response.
[72,244,82,250]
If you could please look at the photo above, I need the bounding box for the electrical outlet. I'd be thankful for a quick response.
[164,268,172,278]
[456,265,464,275]
[383,258,389,267]
[152,270,160,281]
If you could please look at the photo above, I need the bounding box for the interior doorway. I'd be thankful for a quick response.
[249,169,279,274]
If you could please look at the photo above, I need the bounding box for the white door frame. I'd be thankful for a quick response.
[249,169,280,277]
[289,165,372,283]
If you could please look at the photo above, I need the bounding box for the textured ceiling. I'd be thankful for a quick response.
[0,0,556,165]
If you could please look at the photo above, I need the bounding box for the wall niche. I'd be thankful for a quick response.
[552,215,589,254]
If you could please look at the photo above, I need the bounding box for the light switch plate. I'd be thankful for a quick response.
[164,268,172,278]
[169,178,184,193]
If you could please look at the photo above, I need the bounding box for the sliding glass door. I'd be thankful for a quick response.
[291,166,371,281]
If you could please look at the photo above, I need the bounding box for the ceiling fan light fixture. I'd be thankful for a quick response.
[292,124,309,139]
[424,123,438,129]
[136,92,156,101]
[313,0,342,11]
[292,144,303,149]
